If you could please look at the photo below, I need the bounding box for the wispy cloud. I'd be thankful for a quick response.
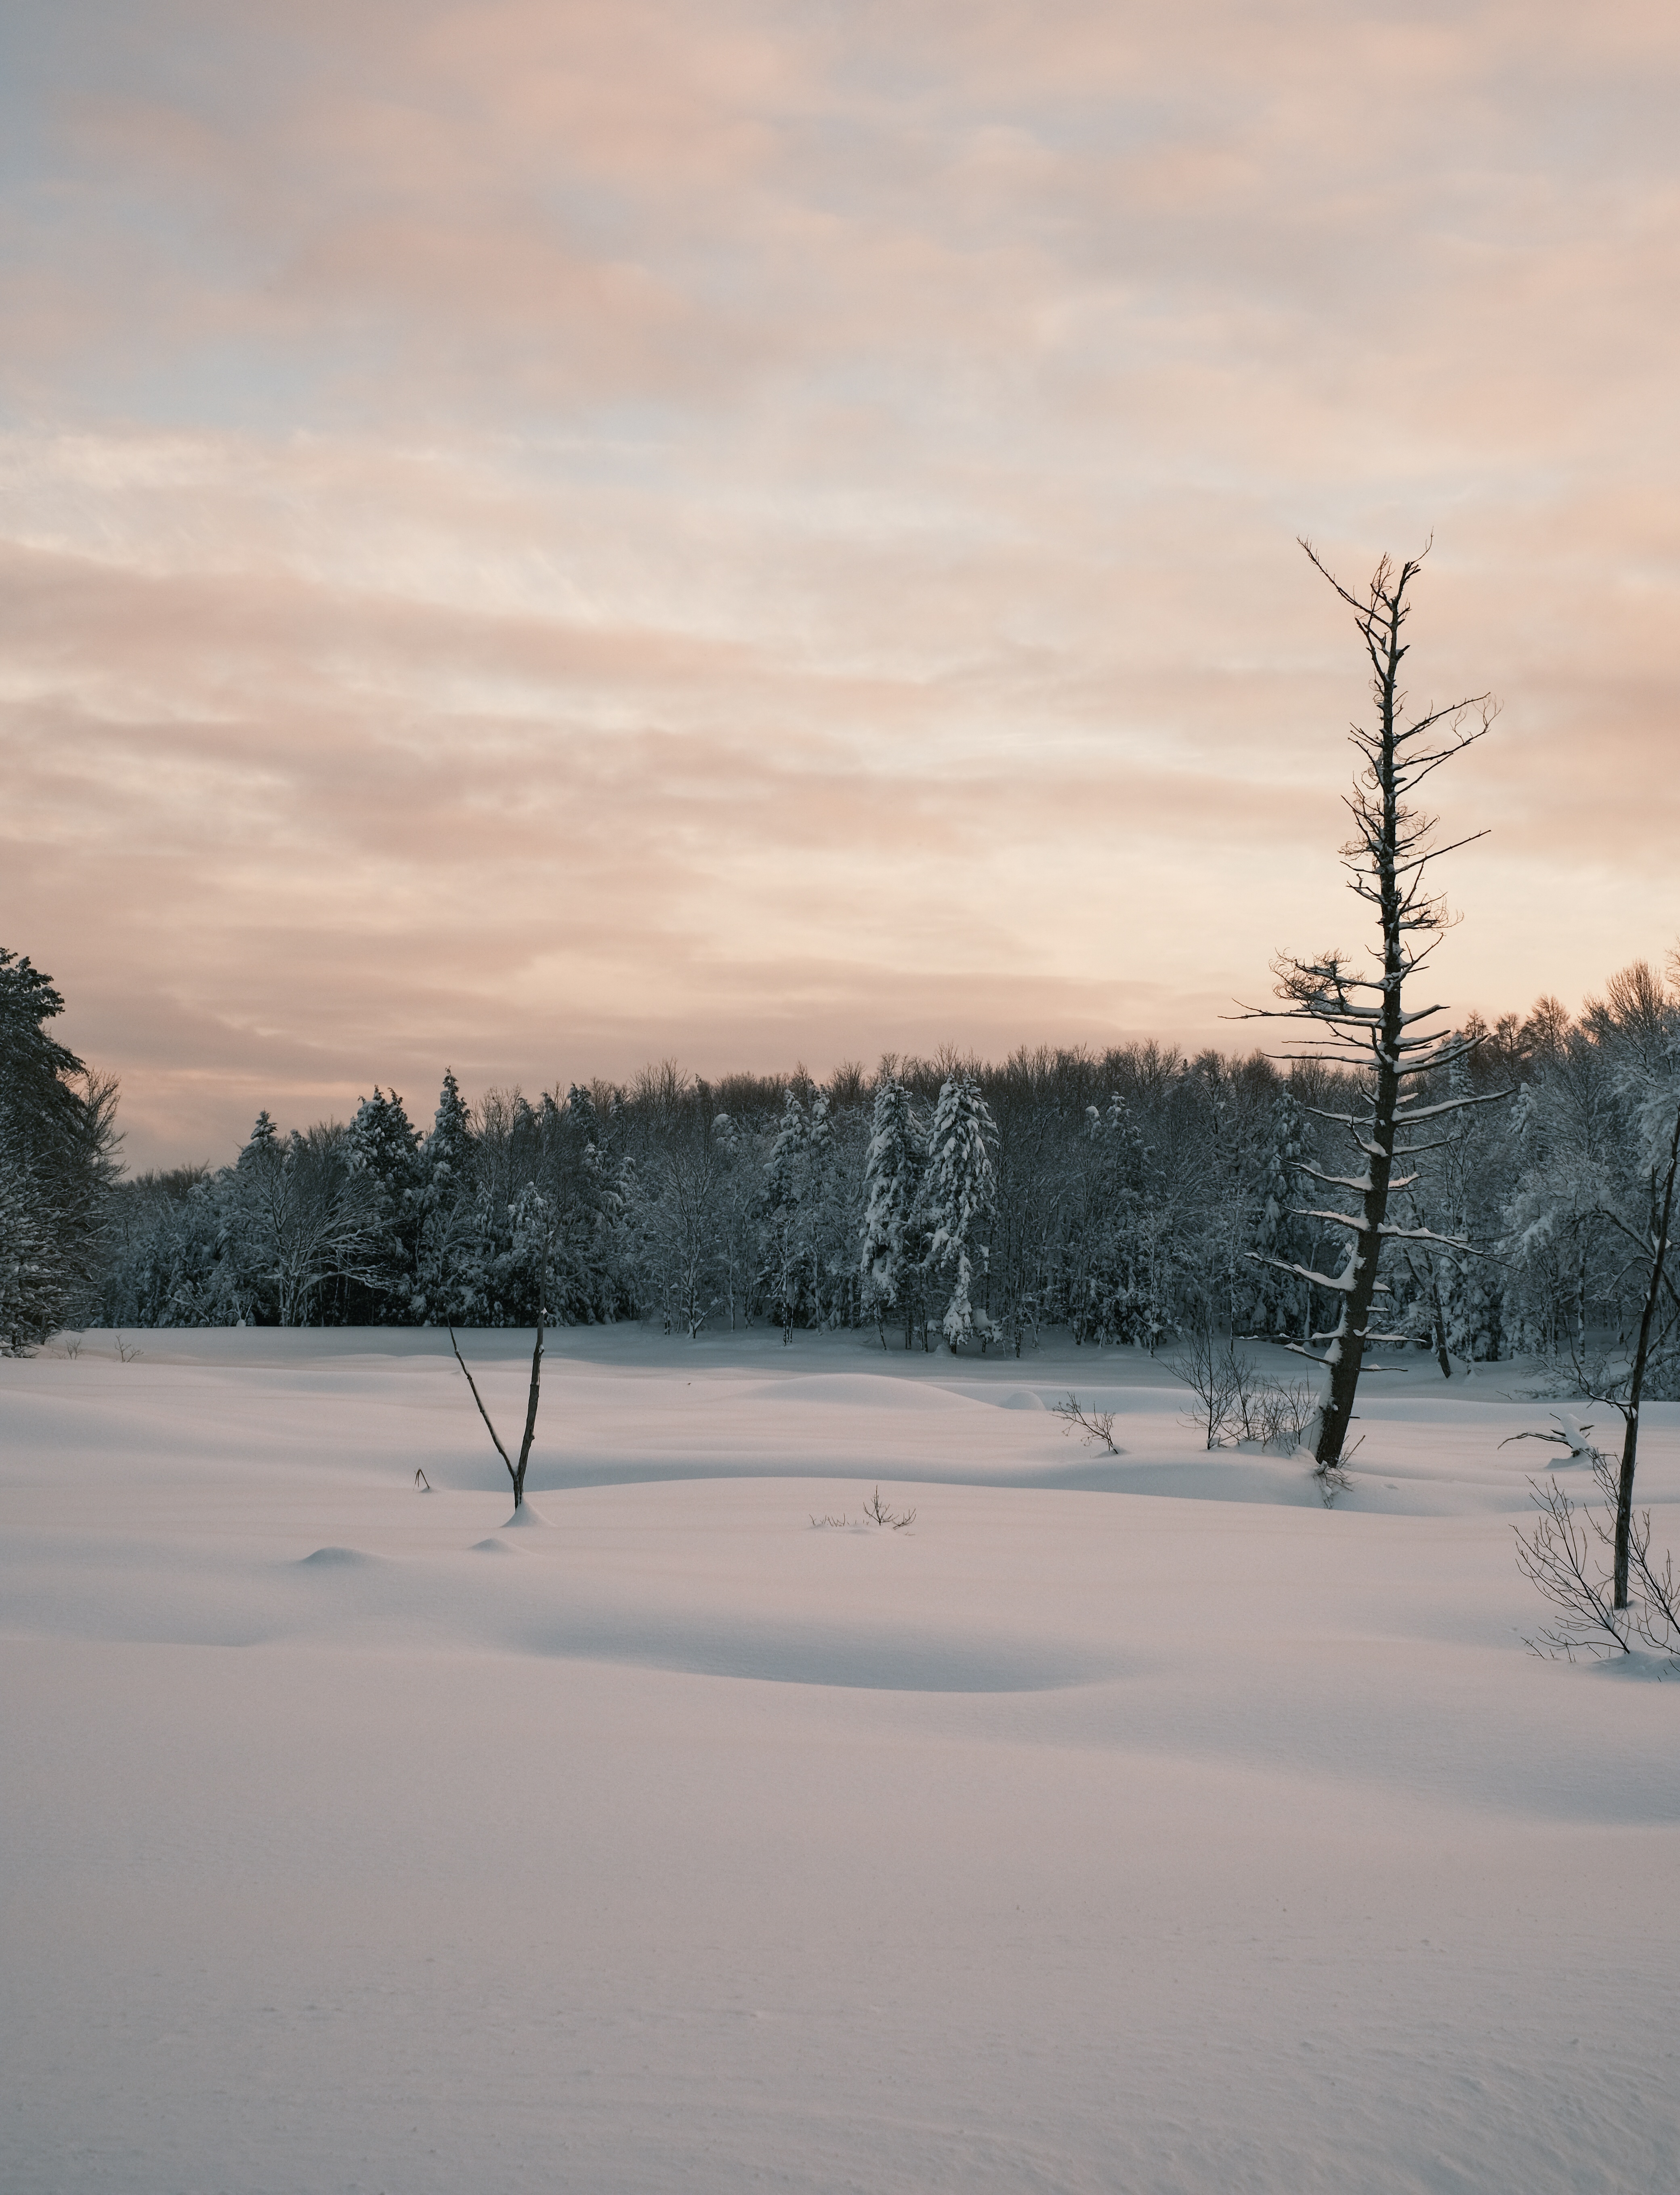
[2,2,1678,1163]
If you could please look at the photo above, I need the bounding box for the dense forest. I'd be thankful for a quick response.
[59,956,1680,1384]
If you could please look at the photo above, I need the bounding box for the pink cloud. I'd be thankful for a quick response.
[1,4,1678,1164]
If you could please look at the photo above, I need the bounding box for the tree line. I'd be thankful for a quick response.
[46,962,1672,1386]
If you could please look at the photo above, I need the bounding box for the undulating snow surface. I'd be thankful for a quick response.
[4,1328,1679,2195]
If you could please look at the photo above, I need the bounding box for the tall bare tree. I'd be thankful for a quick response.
[449,1195,555,1513]
[1246,543,1502,1478]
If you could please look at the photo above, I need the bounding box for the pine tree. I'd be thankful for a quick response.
[860,1074,926,1349]
[802,1089,850,1328]
[560,1084,625,1322]
[923,1074,997,1351]
[0,948,121,1351]
[1253,1088,1314,1342]
[761,1085,809,1341]
[708,1110,761,1330]
[428,1070,474,1181]
[410,1071,482,1325]
[1067,1095,1176,1351]
[0,1147,59,1353]
[346,1087,422,1319]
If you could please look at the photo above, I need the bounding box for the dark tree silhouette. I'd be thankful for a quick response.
[1244,544,1503,1479]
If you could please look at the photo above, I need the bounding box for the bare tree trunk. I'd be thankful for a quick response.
[1613,1101,1680,1605]
[449,1246,550,1512]
[1245,543,1500,1481]
[512,1308,544,1510]
[1316,1038,1399,1469]
[1401,1246,1453,1377]
[1429,1271,1452,1379]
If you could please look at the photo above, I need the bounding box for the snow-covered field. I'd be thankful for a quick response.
[4,1327,1678,2195]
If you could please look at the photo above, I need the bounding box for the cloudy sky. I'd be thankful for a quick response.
[3,0,1677,1168]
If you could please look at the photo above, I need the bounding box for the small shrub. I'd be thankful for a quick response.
[863,1486,916,1529]
[1169,1333,1321,1454]
[1051,1393,1120,1454]
[1511,1430,1680,1666]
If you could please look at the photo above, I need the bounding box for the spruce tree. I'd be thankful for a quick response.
[347,1088,422,1319]
[860,1073,925,1349]
[0,949,120,1351]
[761,1085,809,1340]
[923,1074,997,1351]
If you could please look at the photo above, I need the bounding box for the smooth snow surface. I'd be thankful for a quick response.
[4,1325,1680,2195]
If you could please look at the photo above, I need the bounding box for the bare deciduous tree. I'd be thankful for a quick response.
[448,1199,556,1512]
[1051,1393,1121,1453]
[1557,1077,1680,1608]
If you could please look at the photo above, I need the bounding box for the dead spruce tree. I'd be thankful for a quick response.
[1245,542,1504,1480]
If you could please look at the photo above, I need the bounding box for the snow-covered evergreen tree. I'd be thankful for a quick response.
[801,1089,857,1328]
[922,1074,997,1351]
[0,943,118,1345]
[709,1111,762,1330]
[559,1084,625,1322]
[346,1087,422,1319]
[761,1085,809,1340]
[409,1072,482,1325]
[429,1071,473,1180]
[1252,1088,1317,1342]
[0,1119,59,1353]
[1065,1096,1174,1350]
[860,1074,926,1349]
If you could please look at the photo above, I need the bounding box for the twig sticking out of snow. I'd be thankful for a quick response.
[809,1490,916,1529]
[1051,1393,1121,1454]
[863,1487,916,1529]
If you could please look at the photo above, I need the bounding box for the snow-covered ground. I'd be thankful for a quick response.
[4,1327,1678,2195]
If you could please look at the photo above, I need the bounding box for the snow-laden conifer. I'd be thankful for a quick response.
[801,1088,857,1329]
[410,1071,481,1325]
[761,1084,809,1340]
[345,1089,422,1319]
[428,1070,473,1181]
[859,1073,924,1349]
[923,1074,997,1351]
[561,1084,625,1323]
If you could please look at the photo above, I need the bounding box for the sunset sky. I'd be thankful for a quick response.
[3,0,1677,1168]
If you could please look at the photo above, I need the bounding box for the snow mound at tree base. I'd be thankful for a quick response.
[502,1500,551,1528]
